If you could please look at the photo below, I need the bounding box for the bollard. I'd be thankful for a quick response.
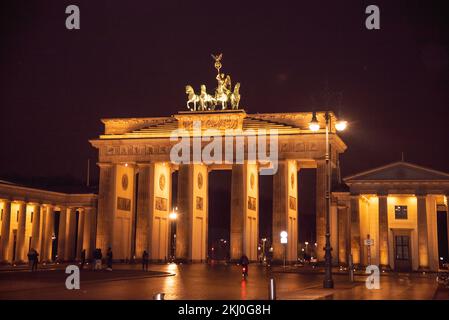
[153,293,165,300]
[268,277,276,300]
[348,254,354,283]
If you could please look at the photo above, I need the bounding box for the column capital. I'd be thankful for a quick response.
[136,162,152,168]
[97,162,114,168]
[0,198,12,203]
[377,193,388,198]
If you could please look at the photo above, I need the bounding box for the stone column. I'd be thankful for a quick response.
[272,160,297,263]
[176,164,193,261]
[230,162,259,262]
[30,204,41,251]
[337,205,349,265]
[65,207,77,261]
[417,195,429,269]
[447,195,449,259]
[135,163,151,259]
[76,208,85,260]
[83,207,95,259]
[176,163,208,262]
[316,161,326,261]
[96,163,116,254]
[350,195,362,265]
[0,200,11,262]
[37,206,46,261]
[15,201,27,262]
[378,195,390,269]
[43,205,55,261]
[57,206,67,262]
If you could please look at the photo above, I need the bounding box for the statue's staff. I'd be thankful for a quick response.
[211,53,223,76]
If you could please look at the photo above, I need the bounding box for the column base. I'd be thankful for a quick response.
[418,266,430,272]
[380,264,392,272]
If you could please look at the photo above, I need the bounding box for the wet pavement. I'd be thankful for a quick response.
[0,263,446,300]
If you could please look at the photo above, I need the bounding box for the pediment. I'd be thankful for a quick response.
[344,161,449,182]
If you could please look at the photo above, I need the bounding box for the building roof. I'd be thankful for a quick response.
[344,161,449,183]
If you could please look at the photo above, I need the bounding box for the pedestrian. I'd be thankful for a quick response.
[142,250,149,271]
[80,249,86,269]
[106,247,113,271]
[27,249,34,272]
[94,248,102,271]
[32,249,39,272]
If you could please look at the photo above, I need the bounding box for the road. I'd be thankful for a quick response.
[0,263,444,300]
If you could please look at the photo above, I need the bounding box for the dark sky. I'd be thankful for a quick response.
[1,1,449,243]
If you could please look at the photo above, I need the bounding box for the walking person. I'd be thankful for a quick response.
[27,249,34,272]
[80,249,86,269]
[94,248,102,271]
[32,249,39,272]
[142,250,149,271]
[106,247,113,271]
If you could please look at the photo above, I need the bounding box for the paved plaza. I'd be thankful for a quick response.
[0,263,447,300]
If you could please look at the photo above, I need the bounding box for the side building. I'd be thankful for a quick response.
[0,180,97,264]
[333,161,449,272]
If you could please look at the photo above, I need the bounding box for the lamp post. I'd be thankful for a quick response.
[280,231,288,268]
[169,207,178,261]
[309,111,347,289]
[262,238,267,263]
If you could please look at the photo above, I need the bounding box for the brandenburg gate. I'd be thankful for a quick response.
[90,55,347,263]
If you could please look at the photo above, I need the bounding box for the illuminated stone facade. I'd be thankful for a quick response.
[0,181,97,263]
[333,161,449,272]
[90,110,347,262]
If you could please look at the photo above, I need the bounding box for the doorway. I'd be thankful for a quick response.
[393,231,412,272]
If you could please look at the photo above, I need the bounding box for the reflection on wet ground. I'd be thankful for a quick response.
[0,263,445,300]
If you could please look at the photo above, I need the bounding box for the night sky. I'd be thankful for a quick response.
[1,1,449,244]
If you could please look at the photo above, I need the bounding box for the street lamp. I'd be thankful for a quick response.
[309,111,347,289]
[280,231,288,268]
[169,208,178,261]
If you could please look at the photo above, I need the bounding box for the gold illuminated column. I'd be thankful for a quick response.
[417,195,429,270]
[230,162,259,262]
[43,205,55,261]
[337,204,350,265]
[272,160,297,263]
[82,207,95,259]
[447,195,449,257]
[0,200,11,262]
[177,163,208,262]
[15,201,27,262]
[316,161,326,261]
[57,206,67,262]
[30,204,41,251]
[76,208,85,260]
[378,195,390,269]
[96,163,116,254]
[137,162,165,260]
[135,163,151,258]
[65,207,77,261]
[350,195,362,265]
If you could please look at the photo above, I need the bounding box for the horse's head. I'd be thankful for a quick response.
[185,85,194,94]
[200,84,206,93]
[234,83,240,93]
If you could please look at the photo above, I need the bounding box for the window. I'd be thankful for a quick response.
[395,205,408,220]
[16,210,19,222]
